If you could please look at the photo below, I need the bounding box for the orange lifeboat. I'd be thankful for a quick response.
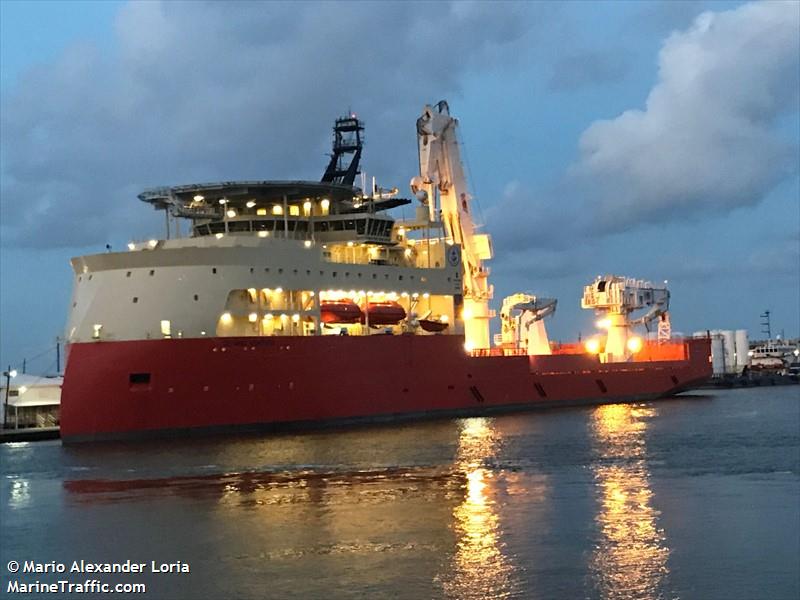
[361,301,406,325]
[321,299,363,324]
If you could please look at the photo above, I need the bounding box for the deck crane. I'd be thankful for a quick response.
[410,101,494,350]
[500,294,558,355]
[581,275,670,361]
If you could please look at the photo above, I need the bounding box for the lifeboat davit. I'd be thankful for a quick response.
[321,299,363,324]
[361,301,406,325]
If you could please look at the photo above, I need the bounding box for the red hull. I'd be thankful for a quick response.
[60,336,711,442]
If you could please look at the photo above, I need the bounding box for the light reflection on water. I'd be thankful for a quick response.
[442,417,518,600]
[590,404,671,600]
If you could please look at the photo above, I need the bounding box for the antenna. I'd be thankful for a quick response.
[760,310,771,340]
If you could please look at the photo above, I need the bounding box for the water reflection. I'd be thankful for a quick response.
[443,417,516,599]
[4,477,31,509]
[590,404,671,600]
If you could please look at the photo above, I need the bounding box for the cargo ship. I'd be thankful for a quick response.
[60,102,711,442]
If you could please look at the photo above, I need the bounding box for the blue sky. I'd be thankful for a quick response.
[1,0,798,373]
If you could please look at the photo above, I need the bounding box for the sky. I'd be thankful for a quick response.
[1,0,798,373]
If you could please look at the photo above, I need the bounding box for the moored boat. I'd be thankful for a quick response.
[60,103,711,442]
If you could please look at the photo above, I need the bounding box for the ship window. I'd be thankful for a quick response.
[278,268,283,274]
[318,222,329,232]
[88,275,93,280]
[358,273,362,278]
[149,270,155,276]
[345,272,350,277]
[129,373,151,385]
[8,390,18,397]
[250,268,254,274]
[212,268,217,274]
[126,271,131,277]
[295,221,308,233]
[356,220,366,234]
[265,268,270,273]
[132,297,138,303]
[400,276,404,281]
[332,272,337,277]
[194,294,199,301]
[345,220,355,230]
[293,269,298,275]
[372,274,377,279]
[306,270,311,275]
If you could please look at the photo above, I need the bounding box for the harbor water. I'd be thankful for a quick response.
[2,386,798,599]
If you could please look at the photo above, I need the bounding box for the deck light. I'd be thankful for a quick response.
[263,314,274,321]
[627,337,643,353]
[246,200,256,208]
[18,386,27,395]
[148,239,158,248]
[256,208,267,216]
[464,341,475,353]
[274,287,283,294]
[585,338,601,354]
[347,241,354,247]
[220,312,232,324]
[258,231,268,238]
[304,240,312,248]
[248,313,258,323]
[127,243,136,251]
[422,292,430,299]
[193,195,204,202]
[292,314,300,323]
[215,233,224,239]
[226,209,237,218]
[303,201,312,215]
[596,318,611,329]
[218,198,228,205]
[272,205,283,215]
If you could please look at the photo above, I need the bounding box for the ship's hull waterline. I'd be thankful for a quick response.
[60,335,711,442]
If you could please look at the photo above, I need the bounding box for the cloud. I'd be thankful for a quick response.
[1,0,542,248]
[573,1,799,233]
[487,0,799,253]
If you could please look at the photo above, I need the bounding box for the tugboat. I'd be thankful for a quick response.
[60,102,711,441]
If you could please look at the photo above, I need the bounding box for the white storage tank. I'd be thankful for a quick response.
[734,329,750,372]
[709,331,725,375]
[722,330,736,374]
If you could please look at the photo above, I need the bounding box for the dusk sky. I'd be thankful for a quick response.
[1,0,798,373]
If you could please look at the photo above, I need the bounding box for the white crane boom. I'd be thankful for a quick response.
[411,101,493,350]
